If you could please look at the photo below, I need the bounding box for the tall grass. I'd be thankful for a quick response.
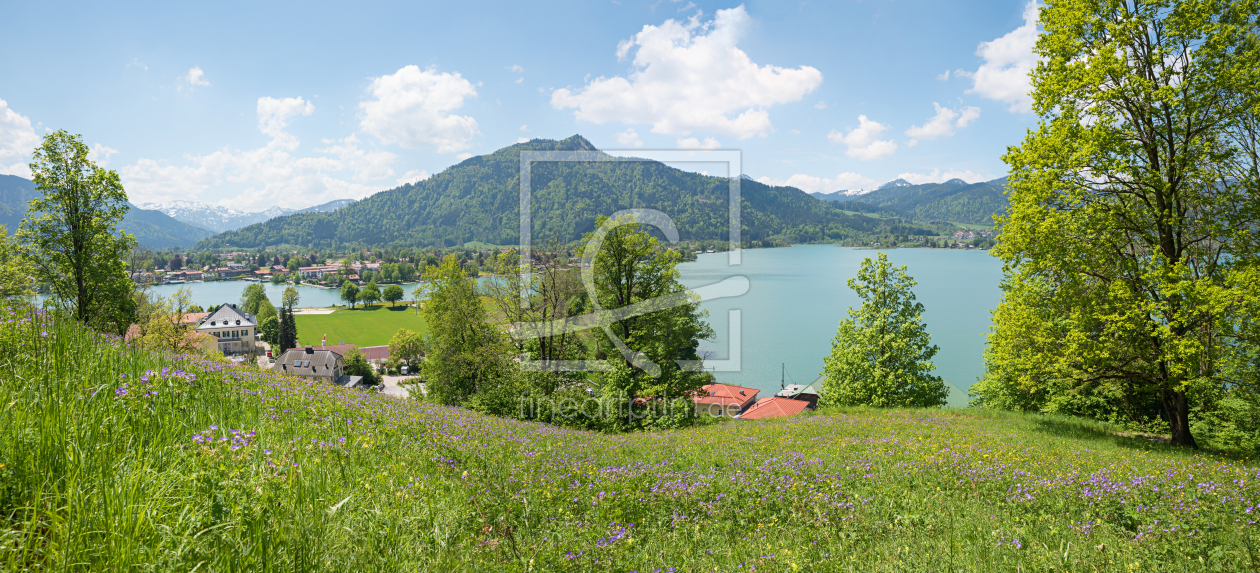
[1,304,1257,571]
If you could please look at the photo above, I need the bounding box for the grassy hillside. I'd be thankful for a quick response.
[2,305,1257,570]
[295,304,429,347]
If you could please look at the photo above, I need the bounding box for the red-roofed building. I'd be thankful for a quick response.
[693,383,759,417]
[738,396,812,420]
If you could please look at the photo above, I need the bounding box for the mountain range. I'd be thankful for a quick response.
[812,177,1009,226]
[196,135,942,250]
[1,174,216,249]
[139,198,355,234]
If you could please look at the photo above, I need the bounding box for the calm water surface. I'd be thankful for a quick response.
[677,245,1004,406]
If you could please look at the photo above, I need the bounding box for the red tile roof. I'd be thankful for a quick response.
[694,383,759,412]
[738,397,811,420]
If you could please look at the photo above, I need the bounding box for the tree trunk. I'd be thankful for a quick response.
[1160,384,1198,448]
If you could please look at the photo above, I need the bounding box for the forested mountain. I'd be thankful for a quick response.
[140,198,356,233]
[831,177,1009,225]
[197,136,936,249]
[1,174,214,248]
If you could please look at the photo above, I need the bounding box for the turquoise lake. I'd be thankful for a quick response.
[677,245,1004,406]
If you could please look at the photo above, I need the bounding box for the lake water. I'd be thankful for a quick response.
[677,245,1004,406]
[143,281,359,310]
[84,245,1003,406]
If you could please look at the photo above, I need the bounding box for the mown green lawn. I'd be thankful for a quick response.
[294,303,428,347]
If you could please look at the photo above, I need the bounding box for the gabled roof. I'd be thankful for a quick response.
[274,347,344,374]
[738,397,811,420]
[196,304,256,330]
[694,383,759,410]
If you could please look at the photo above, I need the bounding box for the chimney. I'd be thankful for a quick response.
[305,346,314,353]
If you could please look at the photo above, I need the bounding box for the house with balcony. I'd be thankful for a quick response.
[194,304,257,355]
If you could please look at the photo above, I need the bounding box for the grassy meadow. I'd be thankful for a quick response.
[2,304,1258,571]
[295,304,428,347]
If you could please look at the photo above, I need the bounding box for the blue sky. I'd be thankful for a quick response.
[0,0,1040,211]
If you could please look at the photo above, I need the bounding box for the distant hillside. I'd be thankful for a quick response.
[1,174,214,249]
[198,135,936,249]
[141,198,356,233]
[832,177,1009,225]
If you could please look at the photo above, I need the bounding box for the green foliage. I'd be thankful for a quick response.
[277,307,297,353]
[420,255,516,409]
[17,130,137,334]
[258,314,279,347]
[388,327,425,366]
[340,280,359,308]
[281,286,299,310]
[991,0,1260,447]
[342,346,380,386]
[357,281,381,307]
[0,225,33,298]
[381,284,404,305]
[820,253,948,408]
[582,215,716,430]
[239,283,268,315]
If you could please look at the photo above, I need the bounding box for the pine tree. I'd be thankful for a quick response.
[821,253,948,408]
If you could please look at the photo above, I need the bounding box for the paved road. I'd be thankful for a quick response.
[379,375,423,399]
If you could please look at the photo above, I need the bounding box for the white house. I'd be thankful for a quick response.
[195,304,257,355]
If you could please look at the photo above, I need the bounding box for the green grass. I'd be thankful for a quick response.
[2,305,1258,570]
[295,303,428,347]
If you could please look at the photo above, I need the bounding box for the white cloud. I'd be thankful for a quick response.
[257,96,315,148]
[317,134,397,181]
[956,106,981,127]
[519,124,529,132]
[516,137,530,143]
[895,168,999,185]
[455,153,473,161]
[814,101,827,110]
[118,96,391,210]
[551,6,822,139]
[962,1,1039,113]
[904,103,980,146]
[514,77,524,84]
[756,172,879,194]
[677,136,720,150]
[827,115,896,160]
[359,65,480,153]
[0,98,41,177]
[615,128,644,147]
[508,64,524,73]
[184,66,210,88]
[89,143,119,167]
[396,169,430,186]
[936,70,950,81]
[789,129,800,135]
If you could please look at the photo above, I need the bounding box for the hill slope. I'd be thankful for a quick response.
[198,136,931,249]
[1,174,214,248]
[834,177,1010,225]
[3,307,1256,569]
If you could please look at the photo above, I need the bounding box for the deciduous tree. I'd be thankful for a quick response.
[18,130,137,334]
[991,0,1260,447]
[820,253,948,408]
